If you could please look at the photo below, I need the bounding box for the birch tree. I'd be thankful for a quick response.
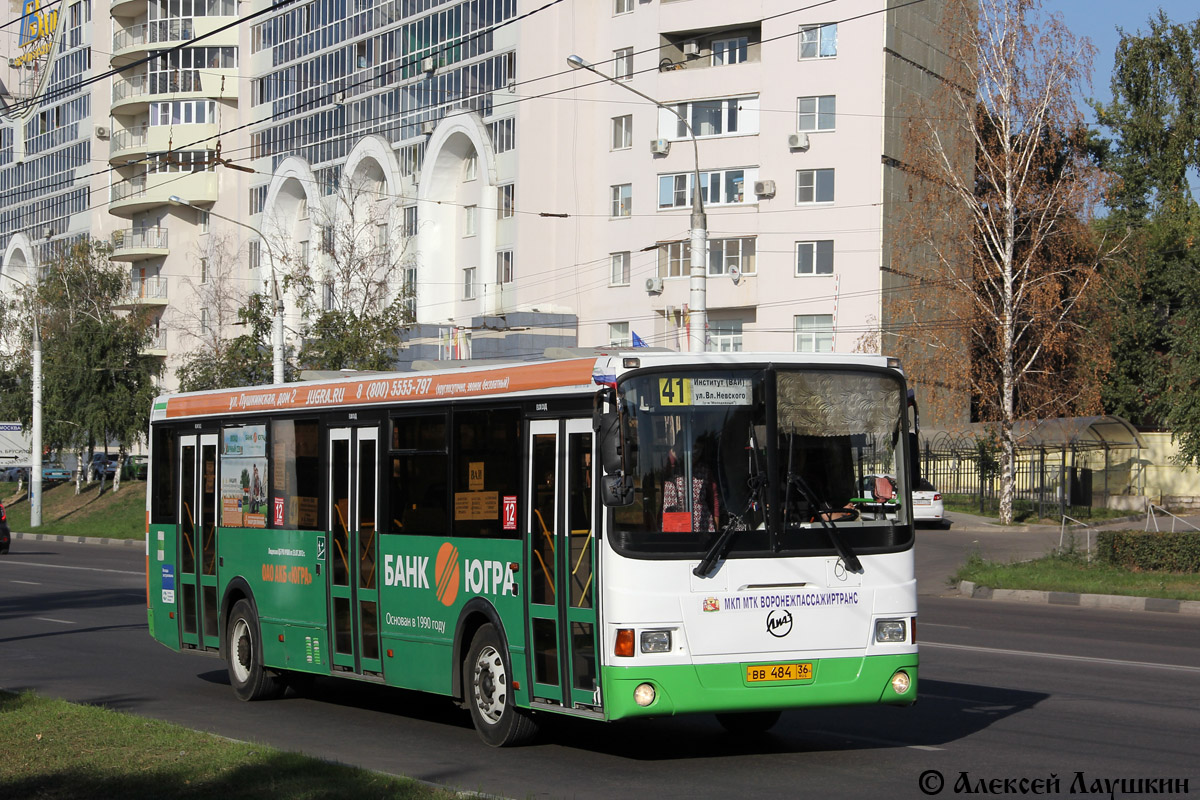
[891,0,1114,524]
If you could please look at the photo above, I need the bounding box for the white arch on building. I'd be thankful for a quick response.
[416,113,499,323]
[262,156,324,337]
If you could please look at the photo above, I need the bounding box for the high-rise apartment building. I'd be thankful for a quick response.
[0,0,958,391]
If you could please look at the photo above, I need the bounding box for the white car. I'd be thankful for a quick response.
[911,477,949,528]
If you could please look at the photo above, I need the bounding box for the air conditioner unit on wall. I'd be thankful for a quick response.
[421,56,435,72]
[94,125,109,139]
[421,120,436,135]
[682,40,699,57]
[650,138,671,155]
[754,180,776,198]
[645,276,664,293]
[788,132,810,151]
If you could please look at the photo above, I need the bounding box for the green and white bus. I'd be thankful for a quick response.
[145,350,918,746]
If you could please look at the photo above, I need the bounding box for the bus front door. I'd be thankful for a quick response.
[527,419,600,711]
[178,433,219,650]
[327,426,382,676]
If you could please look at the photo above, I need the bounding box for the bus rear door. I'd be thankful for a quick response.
[526,418,600,711]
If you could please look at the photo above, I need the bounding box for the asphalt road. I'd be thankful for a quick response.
[1,518,1197,799]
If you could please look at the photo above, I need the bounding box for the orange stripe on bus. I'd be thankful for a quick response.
[163,359,597,419]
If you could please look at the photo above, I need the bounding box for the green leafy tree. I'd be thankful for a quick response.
[1092,12,1200,463]
[28,239,159,492]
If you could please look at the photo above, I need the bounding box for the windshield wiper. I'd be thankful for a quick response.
[693,424,767,579]
[785,470,863,573]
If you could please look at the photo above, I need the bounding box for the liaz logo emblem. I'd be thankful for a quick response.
[766,609,793,638]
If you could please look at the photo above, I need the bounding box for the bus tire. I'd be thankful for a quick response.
[464,623,537,747]
[715,709,782,735]
[226,599,283,702]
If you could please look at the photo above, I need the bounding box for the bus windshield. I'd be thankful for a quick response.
[610,367,912,559]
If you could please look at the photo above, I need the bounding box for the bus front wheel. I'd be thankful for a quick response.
[465,624,537,747]
[227,599,283,702]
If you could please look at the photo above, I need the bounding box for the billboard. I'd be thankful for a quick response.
[0,423,31,465]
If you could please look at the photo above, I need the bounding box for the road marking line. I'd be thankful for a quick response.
[0,560,142,576]
[36,617,74,625]
[924,641,1200,673]
[11,580,41,585]
[810,729,944,751]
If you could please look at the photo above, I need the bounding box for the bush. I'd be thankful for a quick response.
[1096,530,1200,573]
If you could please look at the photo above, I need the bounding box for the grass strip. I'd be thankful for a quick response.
[0,691,454,800]
[941,494,1133,525]
[2,480,146,540]
[953,552,1200,601]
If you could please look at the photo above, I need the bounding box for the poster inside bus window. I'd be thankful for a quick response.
[221,424,268,528]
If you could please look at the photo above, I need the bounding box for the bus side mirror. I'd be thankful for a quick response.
[594,389,633,507]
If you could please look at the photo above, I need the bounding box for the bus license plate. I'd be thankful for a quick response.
[746,663,812,683]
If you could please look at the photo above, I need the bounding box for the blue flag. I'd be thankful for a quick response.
[631,331,647,347]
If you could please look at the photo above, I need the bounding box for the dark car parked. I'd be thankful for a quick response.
[123,455,148,481]
[1,466,29,482]
[0,500,11,555]
[90,453,118,477]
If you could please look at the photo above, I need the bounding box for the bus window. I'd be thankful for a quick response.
[389,413,447,535]
[151,426,177,524]
[452,408,521,539]
[270,420,321,530]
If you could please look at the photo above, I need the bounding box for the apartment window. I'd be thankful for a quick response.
[614,47,633,81]
[299,240,310,266]
[796,169,835,204]
[659,168,757,209]
[248,240,260,272]
[662,96,759,140]
[799,24,837,59]
[610,252,630,286]
[402,205,418,237]
[322,274,335,311]
[707,238,756,276]
[712,36,748,66]
[376,224,388,249]
[402,267,417,316]
[797,95,836,132]
[200,307,210,334]
[199,210,210,234]
[498,183,514,219]
[463,267,476,300]
[659,238,755,278]
[464,205,477,237]
[614,0,633,14]
[611,184,632,218]
[608,321,630,347]
[795,314,834,353]
[463,154,478,181]
[796,241,834,275]
[199,256,209,284]
[708,319,743,352]
[298,198,309,219]
[612,114,632,150]
[496,250,513,284]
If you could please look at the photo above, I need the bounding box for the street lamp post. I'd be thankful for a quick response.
[169,196,286,384]
[566,54,707,353]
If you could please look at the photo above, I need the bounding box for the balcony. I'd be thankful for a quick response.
[116,276,169,309]
[110,170,218,216]
[109,124,147,160]
[112,18,194,67]
[112,70,233,114]
[142,327,168,357]
[111,227,169,261]
[111,0,146,18]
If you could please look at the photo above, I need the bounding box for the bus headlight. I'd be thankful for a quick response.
[891,670,912,694]
[634,683,656,706]
[639,630,672,653]
[874,619,907,643]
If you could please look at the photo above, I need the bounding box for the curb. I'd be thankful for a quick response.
[957,580,1200,616]
[11,531,142,549]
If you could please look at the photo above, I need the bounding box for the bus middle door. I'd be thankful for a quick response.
[327,426,382,677]
[178,433,219,651]
[526,418,599,711]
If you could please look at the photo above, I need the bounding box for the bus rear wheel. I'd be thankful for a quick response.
[465,624,537,747]
[716,709,782,735]
[227,599,283,702]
